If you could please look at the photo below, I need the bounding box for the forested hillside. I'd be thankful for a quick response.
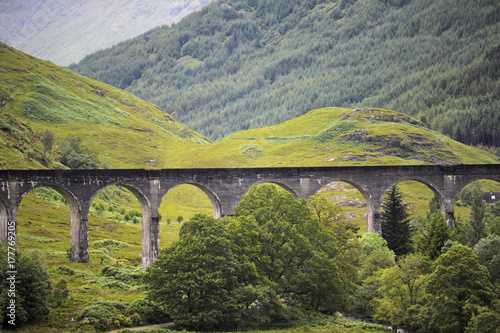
[71,0,500,146]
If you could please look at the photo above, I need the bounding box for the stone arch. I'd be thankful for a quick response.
[452,176,500,202]
[379,176,452,230]
[310,180,370,232]
[245,179,299,198]
[311,177,375,231]
[453,177,500,224]
[16,184,83,259]
[161,182,222,219]
[89,183,154,268]
[383,176,446,211]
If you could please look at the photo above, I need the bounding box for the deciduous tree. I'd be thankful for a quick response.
[143,214,240,330]
[422,245,494,333]
[0,244,52,328]
[374,254,428,333]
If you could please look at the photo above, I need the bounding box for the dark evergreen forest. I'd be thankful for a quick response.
[70,0,500,144]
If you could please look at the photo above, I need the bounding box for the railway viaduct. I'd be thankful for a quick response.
[1,164,499,268]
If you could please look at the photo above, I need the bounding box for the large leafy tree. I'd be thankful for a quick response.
[349,233,395,321]
[307,195,361,306]
[145,185,352,330]
[233,184,348,313]
[422,245,494,333]
[473,234,500,285]
[381,185,412,256]
[374,254,428,333]
[143,215,240,330]
[0,244,52,328]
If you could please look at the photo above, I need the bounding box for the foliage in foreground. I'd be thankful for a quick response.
[351,188,500,333]
[144,185,353,331]
[0,244,52,328]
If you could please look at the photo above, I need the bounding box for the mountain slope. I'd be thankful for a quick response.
[0,0,214,66]
[0,42,209,170]
[70,0,500,145]
[1,41,499,171]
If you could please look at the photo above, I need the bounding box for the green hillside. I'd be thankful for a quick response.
[0,42,209,170]
[176,107,499,168]
[1,41,499,227]
[70,0,500,147]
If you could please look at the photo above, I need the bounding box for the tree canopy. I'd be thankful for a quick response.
[144,184,351,330]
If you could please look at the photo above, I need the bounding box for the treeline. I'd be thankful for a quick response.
[70,0,500,145]
[140,183,500,332]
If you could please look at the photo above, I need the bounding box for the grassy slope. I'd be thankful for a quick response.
[0,42,209,170]
[1,44,499,332]
[176,107,499,167]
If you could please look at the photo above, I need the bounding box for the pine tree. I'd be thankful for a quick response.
[381,186,412,256]
[415,211,450,260]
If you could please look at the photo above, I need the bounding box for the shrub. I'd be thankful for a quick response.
[93,239,129,250]
[100,266,143,285]
[125,299,170,325]
[77,301,126,331]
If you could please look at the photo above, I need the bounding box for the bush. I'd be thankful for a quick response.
[125,299,170,325]
[77,301,126,331]
[100,266,143,285]
[93,239,129,250]
[0,244,52,328]
[78,299,169,331]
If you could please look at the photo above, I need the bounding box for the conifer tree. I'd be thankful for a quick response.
[381,185,412,256]
[414,211,450,260]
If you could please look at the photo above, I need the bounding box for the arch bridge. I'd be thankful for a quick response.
[1,164,499,268]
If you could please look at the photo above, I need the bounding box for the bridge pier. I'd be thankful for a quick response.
[143,215,160,269]
[0,200,7,241]
[366,196,383,234]
[74,218,89,262]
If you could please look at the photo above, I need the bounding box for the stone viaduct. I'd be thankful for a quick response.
[1,164,499,268]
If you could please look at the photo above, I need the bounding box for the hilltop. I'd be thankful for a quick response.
[176,107,499,168]
[0,0,214,66]
[1,41,499,170]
